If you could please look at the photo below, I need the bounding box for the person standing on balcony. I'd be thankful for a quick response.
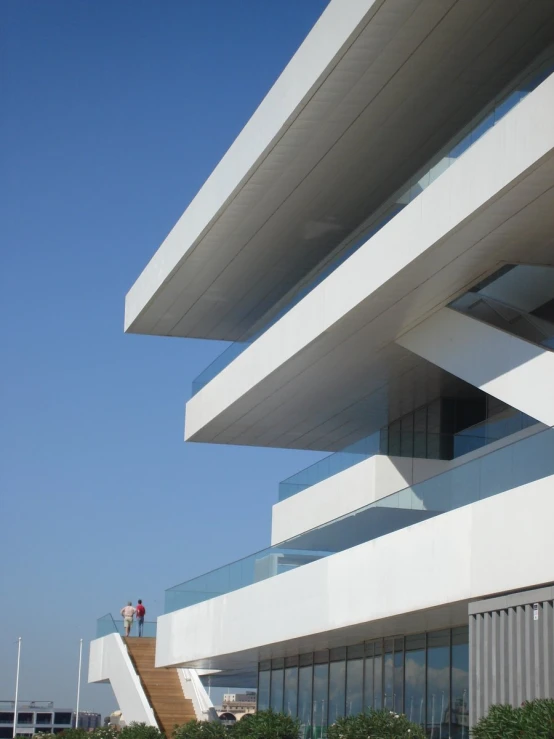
[120,601,136,637]
[135,600,146,637]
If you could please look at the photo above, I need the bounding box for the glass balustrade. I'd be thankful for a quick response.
[278,420,536,501]
[191,53,554,397]
[96,613,157,638]
[165,426,553,613]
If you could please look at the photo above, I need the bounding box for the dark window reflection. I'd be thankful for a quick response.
[346,658,363,715]
[374,644,383,709]
[329,661,346,723]
[313,663,329,739]
[258,670,270,711]
[271,668,284,712]
[284,666,298,717]
[426,631,450,738]
[383,641,394,711]
[451,627,469,739]
[404,642,425,727]
[394,647,404,713]
[298,665,313,739]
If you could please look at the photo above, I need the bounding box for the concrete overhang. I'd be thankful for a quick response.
[184,72,554,451]
[124,0,554,342]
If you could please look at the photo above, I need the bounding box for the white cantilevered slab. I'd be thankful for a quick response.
[184,71,554,450]
[155,472,554,670]
[124,0,554,342]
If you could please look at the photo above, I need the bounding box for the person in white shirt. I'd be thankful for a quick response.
[120,601,136,637]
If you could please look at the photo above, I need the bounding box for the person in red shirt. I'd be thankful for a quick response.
[136,600,146,637]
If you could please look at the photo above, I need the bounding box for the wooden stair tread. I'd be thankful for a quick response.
[124,637,195,735]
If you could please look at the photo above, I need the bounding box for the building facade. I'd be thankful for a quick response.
[122,0,554,735]
[0,702,74,737]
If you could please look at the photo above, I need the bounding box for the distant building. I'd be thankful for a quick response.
[219,692,256,720]
[73,712,102,731]
[0,701,73,737]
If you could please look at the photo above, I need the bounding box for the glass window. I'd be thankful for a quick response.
[298,665,313,739]
[394,641,404,713]
[54,714,72,726]
[284,666,298,717]
[373,642,383,709]
[36,714,52,725]
[0,715,14,725]
[313,662,329,739]
[346,658,363,716]
[17,715,32,726]
[271,668,284,712]
[328,660,346,723]
[258,670,270,711]
[383,640,394,711]
[426,631,450,738]
[451,627,469,739]
[364,642,374,711]
[405,635,426,729]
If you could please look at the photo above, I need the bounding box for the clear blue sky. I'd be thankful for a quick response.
[1,0,328,718]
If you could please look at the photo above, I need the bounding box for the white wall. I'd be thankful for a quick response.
[156,473,554,669]
[397,308,554,427]
[271,454,448,544]
[184,72,554,443]
[88,634,158,728]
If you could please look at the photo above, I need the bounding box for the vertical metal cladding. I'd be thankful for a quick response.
[469,585,554,726]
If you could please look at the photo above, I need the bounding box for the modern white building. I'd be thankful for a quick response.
[92,0,554,736]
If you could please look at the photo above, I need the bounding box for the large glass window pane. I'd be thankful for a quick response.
[346,659,363,716]
[383,640,394,711]
[284,666,298,717]
[364,645,374,712]
[271,668,284,712]
[298,665,313,739]
[426,631,450,739]
[313,663,329,739]
[329,661,346,724]
[394,639,404,713]
[374,643,383,709]
[405,635,426,729]
[451,627,469,739]
[258,670,270,711]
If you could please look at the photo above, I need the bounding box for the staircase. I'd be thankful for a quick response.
[124,637,196,735]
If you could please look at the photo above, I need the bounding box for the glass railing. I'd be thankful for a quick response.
[278,421,537,501]
[166,426,553,613]
[96,613,157,638]
[191,52,554,397]
[450,293,554,351]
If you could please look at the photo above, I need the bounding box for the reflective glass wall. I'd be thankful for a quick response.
[257,627,469,739]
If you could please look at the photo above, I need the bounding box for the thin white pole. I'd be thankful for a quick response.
[13,637,21,739]
[75,639,83,729]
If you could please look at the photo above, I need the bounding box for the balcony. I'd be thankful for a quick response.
[166,426,553,614]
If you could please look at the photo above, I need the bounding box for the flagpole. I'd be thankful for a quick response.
[75,639,83,729]
[13,637,21,739]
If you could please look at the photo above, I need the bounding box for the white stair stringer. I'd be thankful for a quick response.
[396,307,554,427]
[88,634,158,728]
[178,668,219,722]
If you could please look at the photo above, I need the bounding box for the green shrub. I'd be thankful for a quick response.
[53,730,89,739]
[230,710,299,739]
[91,728,120,739]
[173,719,227,739]
[327,710,426,739]
[471,699,554,739]
[119,723,165,739]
